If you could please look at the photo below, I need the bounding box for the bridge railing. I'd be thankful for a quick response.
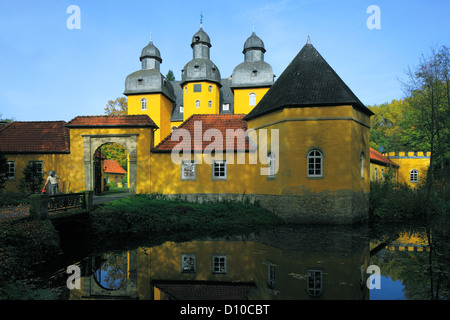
[30,190,93,220]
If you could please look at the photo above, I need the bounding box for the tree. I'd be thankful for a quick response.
[0,151,8,189]
[19,162,43,194]
[402,45,450,210]
[165,70,175,81]
[104,97,128,116]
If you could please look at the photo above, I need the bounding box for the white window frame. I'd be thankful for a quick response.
[249,93,256,106]
[181,160,196,181]
[307,150,323,178]
[222,103,230,111]
[141,98,147,110]
[7,161,15,180]
[212,255,227,274]
[410,169,419,183]
[208,85,213,93]
[180,105,184,113]
[195,100,200,108]
[208,100,212,108]
[212,160,227,180]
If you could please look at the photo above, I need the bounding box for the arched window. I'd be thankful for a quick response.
[307,270,323,297]
[141,98,147,110]
[208,100,212,108]
[410,169,419,183]
[208,85,213,93]
[307,149,323,177]
[195,100,200,108]
[249,93,256,106]
[360,152,365,178]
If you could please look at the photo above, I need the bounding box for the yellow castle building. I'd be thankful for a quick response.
[0,25,429,223]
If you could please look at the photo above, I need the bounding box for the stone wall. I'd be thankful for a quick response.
[149,190,369,225]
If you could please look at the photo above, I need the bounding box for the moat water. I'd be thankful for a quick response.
[29,215,450,300]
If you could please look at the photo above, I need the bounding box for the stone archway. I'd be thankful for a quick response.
[83,134,138,194]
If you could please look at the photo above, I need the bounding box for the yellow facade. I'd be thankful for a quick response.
[4,154,71,193]
[383,152,430,187]
[233,87,270,115]
[182,82,220,121]
[127,93,173,145]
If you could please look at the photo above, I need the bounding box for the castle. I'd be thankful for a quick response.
[0,25,430,224]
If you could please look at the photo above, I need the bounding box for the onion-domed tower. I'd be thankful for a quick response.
[231,30,274,114]
[124,37,175,144]
[180,26,221,120]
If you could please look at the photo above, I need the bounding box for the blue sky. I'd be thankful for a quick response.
[0,0,449,122]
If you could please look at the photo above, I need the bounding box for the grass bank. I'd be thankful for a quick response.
[90,194,284,237]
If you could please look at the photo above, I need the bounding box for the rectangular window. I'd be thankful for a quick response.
[212,255,227,274]
[222,103,230,111]
[181,160,196,180]
[180,105,184,113]
[212,160,227,180]
[30,161,43,177]
[268,263,276,289]
[181,254,196,273]
[193,84,202,92]
[7,161,15,180]
[307,269,323,297]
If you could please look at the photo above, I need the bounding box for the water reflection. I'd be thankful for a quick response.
[70,224,372,300]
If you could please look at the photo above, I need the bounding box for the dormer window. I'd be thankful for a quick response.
[195,36,200,42]
[137,78,143,85]
[252,69,258,76]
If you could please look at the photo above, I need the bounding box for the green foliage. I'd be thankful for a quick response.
[0,218,60,297]
[0,151,8,189]
[165,70,175,81]
[19,162,43,194]
[90,194,284,236]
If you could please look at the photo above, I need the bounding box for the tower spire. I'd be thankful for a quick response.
[200,13,203,28]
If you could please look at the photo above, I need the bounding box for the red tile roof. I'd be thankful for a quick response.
[0,121,70,154]
[370,147,399,167]
[103,159,127,175]
[66,115,158,128]
[154,114,252,152]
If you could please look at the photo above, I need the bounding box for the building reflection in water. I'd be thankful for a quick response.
[70,224,371,300]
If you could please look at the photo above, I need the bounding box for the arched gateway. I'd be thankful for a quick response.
[65,115,158,194]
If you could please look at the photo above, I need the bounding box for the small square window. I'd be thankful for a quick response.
[222,103,230,111]
[212,160,227,180]
[181,160,196,180]
[212,255,227,274]
[193,84,202,92]
[181,254,196,273]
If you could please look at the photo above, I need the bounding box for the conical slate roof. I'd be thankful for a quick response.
[244,42,373,121]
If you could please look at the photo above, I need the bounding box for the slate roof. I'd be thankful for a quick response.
[370,147,399,167]
[103,159,127,175]
[66,115,158,128]
[154,114,251,153]
[0,121,70,154]
[244,42,374,121]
